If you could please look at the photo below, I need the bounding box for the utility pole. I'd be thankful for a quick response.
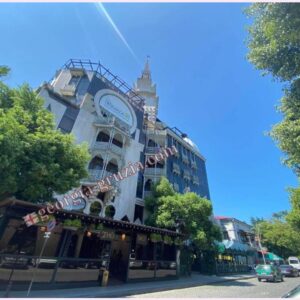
[27,231,51,296]
[257,225,266,265]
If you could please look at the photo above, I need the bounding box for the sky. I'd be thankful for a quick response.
[0,3,298,224]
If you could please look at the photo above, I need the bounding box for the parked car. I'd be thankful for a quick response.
[282,284,300,298]
[288,257,300,271]
[279,265,299,277]
[255,264,284,282]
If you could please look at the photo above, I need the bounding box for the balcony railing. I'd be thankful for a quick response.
[144,167,166,177]
[172,162,181,175]
[60,84,76,96]
[94,115,130,136]
[183,170,191,181]
[192,176,200,185]
[191,160,197,169]
[145,147,161,154]
[93,141,124,156]
[182,153,189,165]
[87,169,113,182]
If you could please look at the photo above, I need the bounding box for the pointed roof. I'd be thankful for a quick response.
[142,56,151,79]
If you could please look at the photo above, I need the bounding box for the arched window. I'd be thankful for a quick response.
[106,159,118,173]
[96,130,110,142]
[112,133,123,148]
[105,205,116,218]
[88,156,103,170]
[90,201,102,216]
[145,179,153,191]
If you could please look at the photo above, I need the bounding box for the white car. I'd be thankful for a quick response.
[288,257,300,271]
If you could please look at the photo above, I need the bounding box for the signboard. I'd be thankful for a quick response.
[98,231,116,241]
[100,94,133,127]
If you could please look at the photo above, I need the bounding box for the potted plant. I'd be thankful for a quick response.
[174,237,183,246]
[63,219,82,231]
[163,235,173,245]
[150,233,162,243]
[88,223,104,233]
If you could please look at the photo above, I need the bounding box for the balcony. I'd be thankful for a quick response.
[182,153,189,165]
[60,84,76,96]
[172,162,180,175]
[94,115,130,136]
[192,176,200,185]
[183,170,191,181]
[191,160,197,169]
[87,169,113,182]
[145,147,161,155]
[93,141,124,156]
[144,167,166,177]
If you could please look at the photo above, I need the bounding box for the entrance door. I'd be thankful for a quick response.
[109,239,130,282]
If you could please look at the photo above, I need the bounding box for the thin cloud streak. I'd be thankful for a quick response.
[95,2,141,66]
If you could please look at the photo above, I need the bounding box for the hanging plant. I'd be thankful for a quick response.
[89,223,104,232]
[174,237,183,246]
[63,219,82,230]
[36,215,55,227]
[163,235,173,245]
[150,233,162,243]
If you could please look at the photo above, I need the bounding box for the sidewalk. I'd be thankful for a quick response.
[0,273,256,298]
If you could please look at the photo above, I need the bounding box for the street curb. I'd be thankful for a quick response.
[68,275,257,298]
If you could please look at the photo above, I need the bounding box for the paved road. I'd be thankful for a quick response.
[130,277,300,298]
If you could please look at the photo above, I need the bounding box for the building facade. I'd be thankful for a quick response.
[38,58,211,224]
[214,216,258,273]
[38,59,146,224]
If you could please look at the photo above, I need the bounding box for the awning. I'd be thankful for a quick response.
[266,252,283,261]
[221,240,256,253]
[214,241,226,253]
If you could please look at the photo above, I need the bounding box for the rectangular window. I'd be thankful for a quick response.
[58,106,79,133]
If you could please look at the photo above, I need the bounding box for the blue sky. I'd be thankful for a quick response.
[0,3,298,223]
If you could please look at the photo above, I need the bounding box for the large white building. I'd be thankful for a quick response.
[38,58,211,225]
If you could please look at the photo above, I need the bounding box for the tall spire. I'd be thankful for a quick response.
[142,55,151,79]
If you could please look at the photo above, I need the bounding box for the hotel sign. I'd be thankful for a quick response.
[100,94,134,127]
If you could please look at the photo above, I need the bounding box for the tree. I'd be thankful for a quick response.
[246,3,300,82]
[144,177,221,250]
[245,4,300,227]
[286,187,300,231]
[0,67,90,202]
[255,215,300,258]
[246,4,300,173]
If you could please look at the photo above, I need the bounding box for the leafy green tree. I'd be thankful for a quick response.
[0,67,90,202]
[145,177,221,250]
[256,216,300,258]
[246,4,300,227]
[286,187,300,231]
[246,4,300,174]
[246,3,300,82]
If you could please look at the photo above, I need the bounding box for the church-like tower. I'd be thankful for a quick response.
[134,57,159,126]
